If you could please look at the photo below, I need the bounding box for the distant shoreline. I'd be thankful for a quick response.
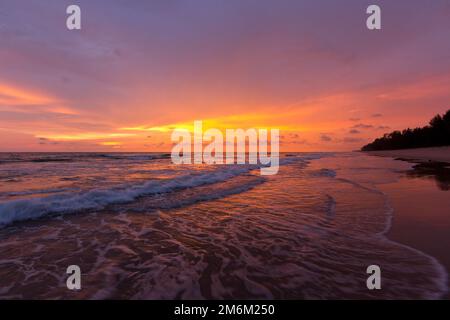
[364,146,450,163]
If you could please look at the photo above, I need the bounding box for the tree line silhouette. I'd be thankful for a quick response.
[361,109,450,151]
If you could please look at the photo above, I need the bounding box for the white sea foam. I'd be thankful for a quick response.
[0,155,311,227]
[314,154,448,299]
[0,165,254,226]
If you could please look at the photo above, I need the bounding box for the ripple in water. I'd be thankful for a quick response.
[0,153,447,299]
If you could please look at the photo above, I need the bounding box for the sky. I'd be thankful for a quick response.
[1,0,450,152]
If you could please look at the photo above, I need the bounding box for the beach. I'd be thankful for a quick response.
[364,147,450,298]
[366,146,450,163]
[0,152,448,299]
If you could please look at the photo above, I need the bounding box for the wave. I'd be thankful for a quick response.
[315,161,448,299]
[310,168,337,178]
[0,165,257,226]
[125,175,267,212]
[3,187,79,197]
[0,152,320,165]
[0,155,311,227]
[98,153,171,161]
[0,153,172,165]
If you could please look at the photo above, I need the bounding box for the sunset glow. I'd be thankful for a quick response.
[1,0,450,303]
[1,0,450,152]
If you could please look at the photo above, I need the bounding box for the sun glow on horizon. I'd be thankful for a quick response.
[36,132,137,141]
[1,1,450,152]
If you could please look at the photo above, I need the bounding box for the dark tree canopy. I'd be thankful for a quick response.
[361,109,450,151]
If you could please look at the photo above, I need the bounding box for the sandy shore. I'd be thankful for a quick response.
[365,147,450,298]
[365,146,450,163]
[379,168,450,299]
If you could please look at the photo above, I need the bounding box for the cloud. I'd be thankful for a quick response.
[343,137,364,143]
[0,83,54,106]
[352,123,374,129]
[320,134,332,142]
[99,141,122,146]
[283,139,309,145]
[39,132,136,141]
[371,113,383,118]
[377,125,391,130]
[349,129,360,134]
[2,0,450,152]
[37,137,62,146]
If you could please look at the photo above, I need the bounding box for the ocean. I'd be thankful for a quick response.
[0,152,447,299]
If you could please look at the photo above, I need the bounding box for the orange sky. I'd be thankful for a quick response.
[1,0,450,152]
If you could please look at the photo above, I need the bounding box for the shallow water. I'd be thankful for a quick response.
[0,152,447,299]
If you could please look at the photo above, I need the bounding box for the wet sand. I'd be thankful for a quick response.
[369,153,450,298]
[366,146,450,163]
[1,153,447,299]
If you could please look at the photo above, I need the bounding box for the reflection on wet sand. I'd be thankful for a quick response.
[401,160,450,191]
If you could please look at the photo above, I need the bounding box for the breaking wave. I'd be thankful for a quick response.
[0,165,258,226]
